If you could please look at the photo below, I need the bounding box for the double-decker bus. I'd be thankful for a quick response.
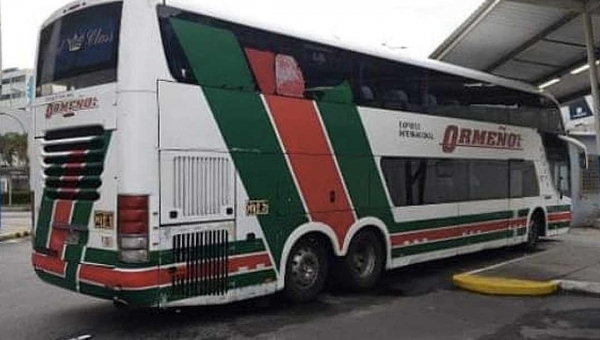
[30,0,579,308]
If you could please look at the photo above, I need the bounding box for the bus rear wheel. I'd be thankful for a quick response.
[524,216,542,251]
[283,236,329,303]
[338,230,384,292]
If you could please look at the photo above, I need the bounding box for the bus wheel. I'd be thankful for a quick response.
[338,230,384,291]
[524,216,542,251]
[283,236,329,303]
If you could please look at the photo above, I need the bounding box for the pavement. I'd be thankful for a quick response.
[455,227,600,297]
[0,209,31,241]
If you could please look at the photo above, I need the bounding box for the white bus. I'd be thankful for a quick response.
[31,0,577,307]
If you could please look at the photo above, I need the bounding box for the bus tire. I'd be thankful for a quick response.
[283,235,329,303]
[524,215,542,251]
[337,230,384,292]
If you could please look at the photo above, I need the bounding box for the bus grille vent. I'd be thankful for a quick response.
[171,230,229,298]
[41,126,108,201]
[173,156,232,217]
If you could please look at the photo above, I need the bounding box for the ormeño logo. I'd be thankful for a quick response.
[441,125,522,153]
[45,97,99,119]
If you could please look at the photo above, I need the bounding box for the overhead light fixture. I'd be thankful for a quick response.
[570,60,600,75]
[539,78,561,89]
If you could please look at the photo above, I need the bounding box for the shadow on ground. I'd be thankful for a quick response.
[53,243,552,340]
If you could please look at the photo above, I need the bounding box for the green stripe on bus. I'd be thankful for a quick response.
[171,16,307,269]
[316,102,395,228]
[549,222,570,230]
[547,205,570,213]
[33,197,54,251]
[35,270,73,291]
[229,238,267,256]
[70,132,112,289]
[201,88,307,268]
[518,209,530,217]
[229,269,277,289]
[390,211,514,234]
[84,238,270,268]
[170,18,255,91]
[392,230,511,258]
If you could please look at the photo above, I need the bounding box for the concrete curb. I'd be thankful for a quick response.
[555,280,600,296]
[0,230,30,242]
[453,274,558,296]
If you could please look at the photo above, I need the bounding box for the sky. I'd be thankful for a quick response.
[0,0,484,132]
[1,0,485,70]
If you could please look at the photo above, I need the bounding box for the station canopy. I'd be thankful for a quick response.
[430,0,600,103]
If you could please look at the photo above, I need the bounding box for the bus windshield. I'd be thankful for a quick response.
[36,2,122,97]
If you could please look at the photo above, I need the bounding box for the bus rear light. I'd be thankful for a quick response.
[120,236,148,250]
[119,250,149,264]
[118,195,149,263]
[118,196,149,234]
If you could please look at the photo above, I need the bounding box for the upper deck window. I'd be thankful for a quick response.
[36,2,122,97]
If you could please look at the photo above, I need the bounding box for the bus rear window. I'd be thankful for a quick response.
[36,2,122,97]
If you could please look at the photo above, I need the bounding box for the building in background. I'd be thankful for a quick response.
[0,67,33,134]
[0,68,33,205]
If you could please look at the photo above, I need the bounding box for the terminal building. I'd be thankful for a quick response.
[0,68,33,134]
[431,0,600,226]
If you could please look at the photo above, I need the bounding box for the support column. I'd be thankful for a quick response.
[583,5,600,164]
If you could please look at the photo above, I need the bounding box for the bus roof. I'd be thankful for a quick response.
[46,0,558,105]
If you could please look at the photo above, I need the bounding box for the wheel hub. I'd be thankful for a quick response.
[290,247,319,289]
[351,242,376,278]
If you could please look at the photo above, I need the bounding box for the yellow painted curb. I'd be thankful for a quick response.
[453,273,558,296]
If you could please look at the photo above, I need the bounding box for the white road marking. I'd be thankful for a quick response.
[466,250,549,275]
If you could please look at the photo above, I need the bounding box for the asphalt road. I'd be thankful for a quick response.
[0,211,31,234]
[2,238,600,340]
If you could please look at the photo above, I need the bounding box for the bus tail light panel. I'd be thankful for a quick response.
[118,195,149,263]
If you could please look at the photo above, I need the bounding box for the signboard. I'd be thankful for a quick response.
[568,97,593,121]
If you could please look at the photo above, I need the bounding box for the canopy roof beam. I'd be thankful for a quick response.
[506,0,586,12]
[485,12,581,72]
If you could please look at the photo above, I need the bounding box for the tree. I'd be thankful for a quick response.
[0,132,28,167]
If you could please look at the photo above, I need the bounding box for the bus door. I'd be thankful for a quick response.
[157,81,236,298]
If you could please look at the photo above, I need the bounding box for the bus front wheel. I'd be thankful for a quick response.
[337,230,384,292]
[283,236,329,303]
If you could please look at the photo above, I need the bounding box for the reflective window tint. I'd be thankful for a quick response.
[382,157,539,207]
[37,2,122,96]
[469,161,508,201]
[158,5,563,133]
[510,161,539,198]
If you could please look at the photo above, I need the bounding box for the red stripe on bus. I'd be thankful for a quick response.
[245,48,276,94]
[509,217,527,228]
[391,219,511,246]
[48,200,73,256]
[79,264,166,289]
[548,212,571,222]
[32,252,66,276]
[229,252,271,272]
[266,95,355,246]
[79,253,272,289]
